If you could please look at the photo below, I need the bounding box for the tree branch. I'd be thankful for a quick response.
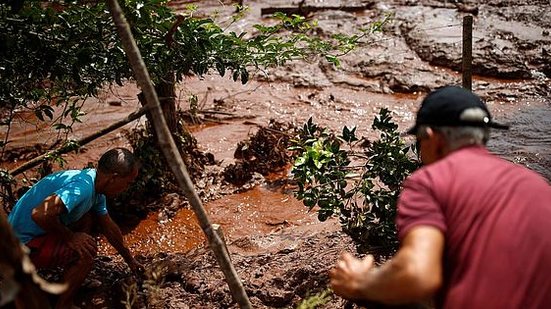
[165,15,186,48]
[9,107,148,176]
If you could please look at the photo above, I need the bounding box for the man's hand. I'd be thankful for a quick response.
[330,227,445,305]
[97,214,144,277]
[67,232,97,259]
[330,252,375,300]
[127,258,145,277]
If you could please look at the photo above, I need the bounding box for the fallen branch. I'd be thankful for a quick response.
[8,107,148,176]
[260,3,375,16]
[199,110,236,116]
[242,121,294,137]
[106,1,252,308]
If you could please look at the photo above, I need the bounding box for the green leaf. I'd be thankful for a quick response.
[43,106,54,120]
[325,55,340,66]
[318,208,333,221]
[35,109,44,121]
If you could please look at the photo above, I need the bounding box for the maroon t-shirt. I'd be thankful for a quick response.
[397,146,551,309]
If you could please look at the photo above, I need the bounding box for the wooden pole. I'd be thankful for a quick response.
[212,224,231,262]
[462,15,473,91]
[105,1,252,308]
[260,3,374,16]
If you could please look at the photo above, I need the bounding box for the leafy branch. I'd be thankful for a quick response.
[290,108,419,254]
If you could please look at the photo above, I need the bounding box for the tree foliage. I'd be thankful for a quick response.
[0,0,387,140]
[0,0,389,204]
[291,109,419,253]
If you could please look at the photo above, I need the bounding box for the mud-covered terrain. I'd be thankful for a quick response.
[2,0,550,308]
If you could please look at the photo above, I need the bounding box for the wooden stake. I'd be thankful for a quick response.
[212,224,231,261]
[462,15,473,91]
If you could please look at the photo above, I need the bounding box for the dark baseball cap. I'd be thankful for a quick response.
[406,86,509,135]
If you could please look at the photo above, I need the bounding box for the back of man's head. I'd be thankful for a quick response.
[407,86,508,134]
[409,86,510,149]
[97,148,138,176]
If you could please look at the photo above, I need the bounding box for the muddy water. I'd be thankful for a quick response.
[181,75,551,177]
[99,185,320,256]
[490,104,551,179]
[3,76,550,258]
[1,86,142,172]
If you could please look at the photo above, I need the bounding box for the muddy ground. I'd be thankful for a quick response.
[1,0,550,308]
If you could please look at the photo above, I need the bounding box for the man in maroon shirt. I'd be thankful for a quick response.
[330,86,551,308]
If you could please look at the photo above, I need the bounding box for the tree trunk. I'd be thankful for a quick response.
[157,75,179,133]
[138,73,179,133]
[136,74,210,179]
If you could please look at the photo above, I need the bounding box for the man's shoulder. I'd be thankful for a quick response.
[405,147,494,185]
[449,146,547,182]
[408,146,548,189]
[52,169,94,181]
[429,146,499,170]
[46,169,96,193]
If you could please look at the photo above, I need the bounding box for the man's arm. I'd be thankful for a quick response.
[96,214,142,273]
[330,225,444,304]
[31,194,96,258]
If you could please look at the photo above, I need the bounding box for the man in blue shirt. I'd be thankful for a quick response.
[8,147,142,309]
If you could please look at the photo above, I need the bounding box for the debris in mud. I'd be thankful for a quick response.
[223,120,296,186]
[114,122,216,210]
[79,225,428,309]
[108,128,300,231]
[152,193,185,224]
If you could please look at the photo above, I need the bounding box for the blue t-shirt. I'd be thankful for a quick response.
[8,169,108,244]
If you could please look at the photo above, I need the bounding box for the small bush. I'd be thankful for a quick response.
[290,108,419,254]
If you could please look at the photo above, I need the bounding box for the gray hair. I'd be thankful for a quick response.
[97,148,139,176]
[418,125,490,151]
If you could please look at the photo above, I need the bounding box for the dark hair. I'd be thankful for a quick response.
[97,148,139,176]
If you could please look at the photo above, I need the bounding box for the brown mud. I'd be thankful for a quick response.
[1,0,550,308]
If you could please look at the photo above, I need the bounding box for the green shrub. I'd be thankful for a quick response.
[291,108,419,254]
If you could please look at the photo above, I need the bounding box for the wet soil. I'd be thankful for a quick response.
[1,0,550,308]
